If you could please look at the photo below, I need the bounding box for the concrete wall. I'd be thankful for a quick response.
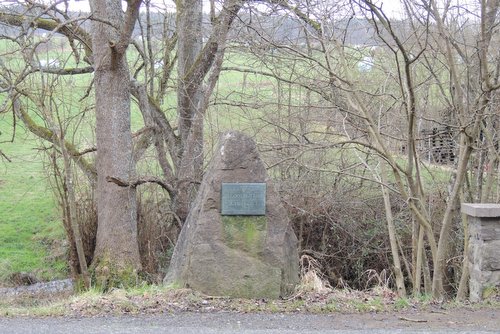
[461,203,500,301]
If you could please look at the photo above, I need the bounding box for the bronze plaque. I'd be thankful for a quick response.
[221,183,266,216]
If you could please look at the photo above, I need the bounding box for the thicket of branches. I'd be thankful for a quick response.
[1,0,499,298]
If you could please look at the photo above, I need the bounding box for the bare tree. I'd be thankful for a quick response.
[2,0,497,296]
[88,0,143,279]
[173,0,244,221]
[218,0,500,298]
[0,0,244,286]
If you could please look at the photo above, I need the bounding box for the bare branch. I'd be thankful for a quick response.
[29,66,94,76]
[110,0,143,55]
[12,95,97,182]
[106,175,175,194]
[0,12,92,58]
[0,149,12,162]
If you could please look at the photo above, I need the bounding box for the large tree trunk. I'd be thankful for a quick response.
[173,0,204,222]
[90,0,142,282]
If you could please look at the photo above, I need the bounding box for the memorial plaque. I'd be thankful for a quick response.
[221,183,266,215]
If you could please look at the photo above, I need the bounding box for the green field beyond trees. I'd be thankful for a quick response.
[0,119,66,283]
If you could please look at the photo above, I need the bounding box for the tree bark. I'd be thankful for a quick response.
[90,0,142,278]
[380,161,406,297]
[173,0,204,222]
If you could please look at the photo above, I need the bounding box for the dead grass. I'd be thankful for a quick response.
[0,292,71,317]
[1,282,498,317]
[292,255,332,296]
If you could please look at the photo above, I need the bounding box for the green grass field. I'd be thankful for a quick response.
[0,117,67,284]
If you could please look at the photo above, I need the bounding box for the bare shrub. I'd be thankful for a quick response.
[137,186,180,283]
[72,193,97,276]
[285,185,399,290]
[48,153,96,280]
[49,152,178,283]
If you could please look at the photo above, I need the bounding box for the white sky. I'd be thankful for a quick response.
[53,0,402,16]
[374,0,405,17]
[44,0,480,20]
[45,0,175,13]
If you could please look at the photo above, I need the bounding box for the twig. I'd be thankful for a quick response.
[0,149,11,162]
[398,316,427,323]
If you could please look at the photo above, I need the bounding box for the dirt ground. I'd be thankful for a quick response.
[0,308,499,333]
[1,283,499,332]
[325,308,499,331]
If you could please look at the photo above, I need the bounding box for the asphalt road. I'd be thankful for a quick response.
[0,312,498,334]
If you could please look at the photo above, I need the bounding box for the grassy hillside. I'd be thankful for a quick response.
[0,116,67,285]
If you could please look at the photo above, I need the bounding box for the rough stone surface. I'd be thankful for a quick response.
[480,219,500,241]
[0,279,73,296]
[481,240,500,271]
[465,212,500,302]
[164,131,299,298]
[461,203,500,218]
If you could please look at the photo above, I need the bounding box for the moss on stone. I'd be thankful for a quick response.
[221,216,267,256]
[482,284,499,300]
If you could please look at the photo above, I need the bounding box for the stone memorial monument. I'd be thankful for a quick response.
[164,131,299,298]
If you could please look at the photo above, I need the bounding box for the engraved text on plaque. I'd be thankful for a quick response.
[221,183,266,215]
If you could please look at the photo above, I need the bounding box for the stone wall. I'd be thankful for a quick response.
[461,203,500,301]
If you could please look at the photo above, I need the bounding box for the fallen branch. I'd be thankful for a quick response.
[106,176,174,194]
